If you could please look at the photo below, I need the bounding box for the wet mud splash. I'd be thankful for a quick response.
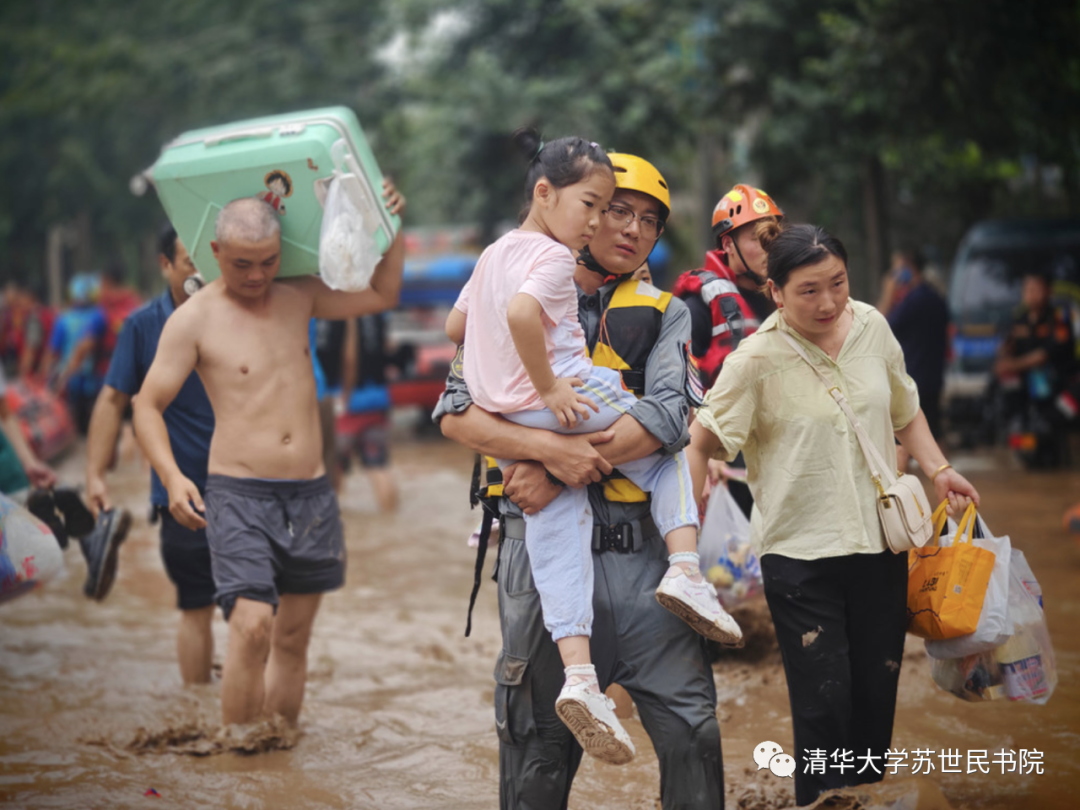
[123,716,298,756]
[1,443,1079,809]
[730,766,797,809]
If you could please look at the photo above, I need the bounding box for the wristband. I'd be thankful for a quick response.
[545,470,566,488]
[930,463,952,483]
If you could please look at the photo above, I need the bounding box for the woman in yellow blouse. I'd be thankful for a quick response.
[686,223,979,806]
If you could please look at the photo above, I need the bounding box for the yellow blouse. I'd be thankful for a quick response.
[695,300,920,560]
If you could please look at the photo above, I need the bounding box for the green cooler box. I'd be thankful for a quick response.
[146,106,399,280]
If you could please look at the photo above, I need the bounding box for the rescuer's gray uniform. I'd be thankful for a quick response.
[436,280,723,809]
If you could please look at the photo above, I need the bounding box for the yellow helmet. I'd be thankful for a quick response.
[608,153,671,221]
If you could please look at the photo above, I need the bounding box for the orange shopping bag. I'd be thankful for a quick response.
[907,503,996,640]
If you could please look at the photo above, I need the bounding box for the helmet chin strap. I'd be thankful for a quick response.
[576,245,615,278]
[729,238,766,287]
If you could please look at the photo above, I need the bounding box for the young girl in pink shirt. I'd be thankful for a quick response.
[447,130,741,764]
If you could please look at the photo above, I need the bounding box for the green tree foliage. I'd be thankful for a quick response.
[0,0,395,279]
[705,0,1080,285]
[2,0,1077,289]
[383,0,711,242]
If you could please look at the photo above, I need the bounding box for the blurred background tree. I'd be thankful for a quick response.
[2,0,1077,297]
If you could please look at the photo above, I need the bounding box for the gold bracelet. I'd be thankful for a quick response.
[931,463,952,482]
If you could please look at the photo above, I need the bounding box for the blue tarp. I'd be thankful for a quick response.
[400,254,477,307]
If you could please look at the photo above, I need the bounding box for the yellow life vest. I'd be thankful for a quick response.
[474,454,504,502]
[590,278,674,503]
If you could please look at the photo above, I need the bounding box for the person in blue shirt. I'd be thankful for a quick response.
[43,274,107,434]
[85,226,217,684]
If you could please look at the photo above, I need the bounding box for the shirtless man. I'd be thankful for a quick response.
[134,189,405,726]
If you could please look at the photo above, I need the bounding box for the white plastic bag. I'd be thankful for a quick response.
[930,548,1056,704]
[925,513,1012,659]
[1,493,64,605]
[1008,547,1042,608]
[318,171,379,291]
[698,484,763,609]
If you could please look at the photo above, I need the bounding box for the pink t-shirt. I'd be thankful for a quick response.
[455,229,592,412]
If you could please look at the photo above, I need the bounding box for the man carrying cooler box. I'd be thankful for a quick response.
[134,183,405,727]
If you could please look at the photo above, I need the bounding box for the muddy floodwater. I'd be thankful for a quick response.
[1,431,1079,809]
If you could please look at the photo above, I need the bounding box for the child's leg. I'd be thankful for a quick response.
[515,481,595,646]
[514,478,636,764]
[615,449,699,556]
[504,366,632,436]
[617,450,743,646]
[556,635,591,667]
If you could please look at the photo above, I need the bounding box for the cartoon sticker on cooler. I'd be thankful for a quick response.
[258,169,293,215]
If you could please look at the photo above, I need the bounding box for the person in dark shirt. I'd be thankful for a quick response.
[85,226,217,683]
[996,271,1075,388]
[879,248,950,444]
[995,270,1076,466]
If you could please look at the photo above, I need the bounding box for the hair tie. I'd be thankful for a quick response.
[533,141,545,161]
[589,141,599,149]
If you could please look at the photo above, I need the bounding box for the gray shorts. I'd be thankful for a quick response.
[204,475,345,619]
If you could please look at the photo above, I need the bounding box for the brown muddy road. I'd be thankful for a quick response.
[1,434,1078,810]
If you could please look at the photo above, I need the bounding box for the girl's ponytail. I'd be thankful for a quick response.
[511,128,613,219]
[512,127,545,163]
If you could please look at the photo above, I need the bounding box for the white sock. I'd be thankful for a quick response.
[669,551,700,568]
[564,664,599,691]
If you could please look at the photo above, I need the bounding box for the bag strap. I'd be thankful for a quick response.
[952,502,979,545]
[928,501,950,548]
[778,329,897,491]
[464,505,495,638]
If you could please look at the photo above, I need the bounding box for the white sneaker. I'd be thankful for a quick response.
[655,565,744,646]
[555,681,636,765]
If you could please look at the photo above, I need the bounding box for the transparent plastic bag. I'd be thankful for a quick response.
[930,548,1056,705]
[318,171,379,291]
[698,484,763,609]
[1,493,64,605]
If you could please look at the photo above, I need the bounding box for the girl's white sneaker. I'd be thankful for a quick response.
[555,681,635,765]
[655,565,744,646]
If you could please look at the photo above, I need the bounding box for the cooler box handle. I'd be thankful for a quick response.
[204,123,306,147]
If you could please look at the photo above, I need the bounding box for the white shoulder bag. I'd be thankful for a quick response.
[779,330,934,553]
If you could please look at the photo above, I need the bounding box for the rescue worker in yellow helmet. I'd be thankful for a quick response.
[436,153,725,809]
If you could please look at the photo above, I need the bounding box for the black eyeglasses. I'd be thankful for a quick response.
[602,204,664,239]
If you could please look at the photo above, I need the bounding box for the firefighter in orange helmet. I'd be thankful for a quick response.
[672,184,783,389]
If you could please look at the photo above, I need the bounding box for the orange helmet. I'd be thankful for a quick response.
[711,184,783,245]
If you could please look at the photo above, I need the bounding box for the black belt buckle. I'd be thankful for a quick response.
[592,523,634,554]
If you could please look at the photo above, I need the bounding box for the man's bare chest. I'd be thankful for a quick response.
[197,308,311,387]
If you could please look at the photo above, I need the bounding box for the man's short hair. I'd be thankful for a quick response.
[104,256,126,285]
[894,245,925,273]
[215,197,281,245]
[159,224,179,263]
